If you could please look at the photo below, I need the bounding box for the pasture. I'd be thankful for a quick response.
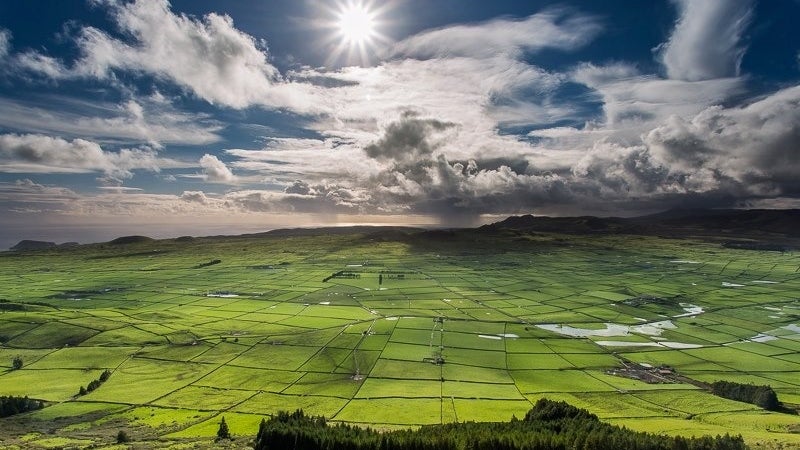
[0,229,799,448]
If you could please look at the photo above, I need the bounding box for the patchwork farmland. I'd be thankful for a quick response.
[1,229,799,448]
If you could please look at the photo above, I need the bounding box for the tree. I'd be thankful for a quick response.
[217,416,231,440]
[0,396,43,418]
[12,356,22,370]
[754,386,780,411]
[116,429,130,443]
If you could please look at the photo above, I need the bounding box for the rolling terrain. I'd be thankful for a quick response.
[0,211,799,448]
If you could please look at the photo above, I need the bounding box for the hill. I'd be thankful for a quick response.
[480,209,800,246]
[9,240,57,251]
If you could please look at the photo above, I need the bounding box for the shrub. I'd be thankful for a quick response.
[217,416,231,440]
[116,429,130,443]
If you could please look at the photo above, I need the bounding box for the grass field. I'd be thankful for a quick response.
[0,229,799,448]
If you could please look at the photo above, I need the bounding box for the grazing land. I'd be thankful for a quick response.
[1,216,799,448]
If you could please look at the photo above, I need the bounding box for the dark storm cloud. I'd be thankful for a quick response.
[364,111,456,163]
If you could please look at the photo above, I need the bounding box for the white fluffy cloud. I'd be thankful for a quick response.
[7,0,317,111]
[199,153,235,183]
[0,133,162,179]
[658,0,753,81]
[74,0,281,108]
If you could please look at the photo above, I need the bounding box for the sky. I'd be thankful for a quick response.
[1,0,799,247]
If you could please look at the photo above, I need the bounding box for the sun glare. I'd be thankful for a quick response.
[321,0,391,66]
[338,5,375,44]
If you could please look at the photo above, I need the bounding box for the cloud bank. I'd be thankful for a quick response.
[1,0,799,232]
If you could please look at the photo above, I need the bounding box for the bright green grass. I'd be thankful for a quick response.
[165,412,266,438]
[442,381,524,400]
[507,353,572,370]
[355,378,441,398]
[443,347,507,368]
[26,346,137,369]
[441,364,514,383]
[233,392,348,417]
[0,348,58,368]
[82,358,215,404]
[114,406,214,431]
[283,372,364,397]
[511,369,617,393]
[451,399,532,422]
[0,368,104,401]
[380,342,430,361]
[228,343,318,370]
[7,322,98,348]
[79,326,168,346]
[26,401,128,421]
[369,359,441,379]
[0,230,799,446]
[334,398,441,424]
[194,366,301,393]
[152,385,255,410]
[632,390,760,415]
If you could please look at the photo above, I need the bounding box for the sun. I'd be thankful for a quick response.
[319,0,392,67]
[338,4,375,44]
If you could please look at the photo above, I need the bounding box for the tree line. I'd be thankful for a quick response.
[0,396,43,418]
[77,370,112,396]
[710,380,780,410]
[254,399,747,450]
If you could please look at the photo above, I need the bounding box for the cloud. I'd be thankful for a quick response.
[0,133,162,178]
[70,0,281,108]
[226,137,381,183]
[0,95,222,147]
[12,51,69,79]
[96,186,144,192]
[571,63,744,128]
[284,180,311,195]
[180,190,209,204]
[0,28,10,59]
[199,153,235,183]
[658,0,754,81]
[280,82,800,217]
[224,186,368,214]
[0,179,79,204]
[538,85,800,212]
[2,0,796,223]
[291,55,570,168]
[364,111,456,162]
[7,0,316,111]
[391,7,602,59]
[644,85,800,195]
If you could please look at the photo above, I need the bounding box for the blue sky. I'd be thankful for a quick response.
[0,0,799,246]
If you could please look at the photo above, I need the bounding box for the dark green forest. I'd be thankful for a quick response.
[710,381,780,411]
[254,399,748,450]
[0,396,43,418]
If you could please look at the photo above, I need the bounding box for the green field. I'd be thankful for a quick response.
[1,230,799,448]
